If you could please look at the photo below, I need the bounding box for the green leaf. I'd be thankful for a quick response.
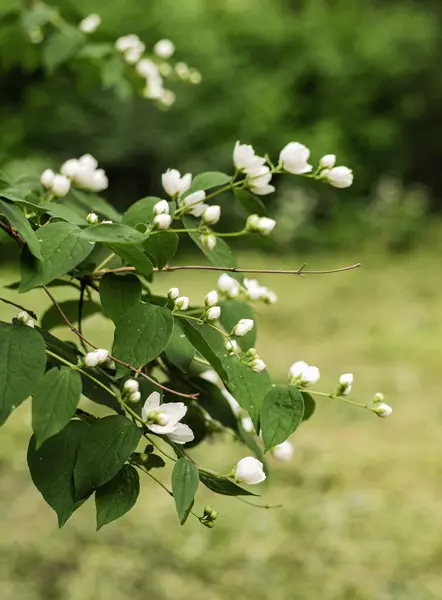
[78,223,146,245]
[222,356,271,430]
[198,471,258,496]
[172,458,199,525]
[164,321,195,372]
[100,273,142,324]
[32,367,82,448]
[0,322,46,425]
[108,244,153,277]
[71,190,122,222]
[219,300,256,350]
[42,27,85,73]
[234,188,266,216]
[301,392,316,422]
[38,200,88,225]
[41,299,101,331]
[186,172,231,194]
[0,199,42,259]
[122,196,161,228]
[19,222,95,293]
[95,464,140,530]
[112,304,174,377]
[260,385,305,452]
[27,420,89,527]
[143,231,179,269]
[178,317,227,379]
[74,415,142,499]
[190,377,238,432]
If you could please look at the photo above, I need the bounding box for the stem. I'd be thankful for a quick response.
[145,436,177,462]
[144,469,173,496]
[305,388,369,409]
[236,497,283,510]
[94,252,116,273]
[77,282,87,352]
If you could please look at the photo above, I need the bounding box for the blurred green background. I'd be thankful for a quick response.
[1,0,442,598]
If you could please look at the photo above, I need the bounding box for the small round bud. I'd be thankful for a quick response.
[373,402,393,418]
[209,510,219,521]
[272,440,294,462]
[288,361,320,386]
[203,520,216,528]
[26,319,35,328]
[16,311,31,324]
[51,174,71,198]
[153,39,175,59]
[337,373,353,396]
[153,199,170,215]
[202,205,221,225]
[168,287,180,300]
[199,233,217,252]
[95,349,109,364]
[217,274,240,298]
[232,318,254,337]
[175,296,189,311]
[256,217,276,236]
[246,348,258,358]
[86,212,99,225]
[175,61,190,79]
[84,351,99,368]
[224,339,239,355]
[326,166,354,189]
[205,306,221,321]
[246,214,261,232]
[373,392,384,404]
[40,169,55,189]
[319,154,336,169]
[203,505,213,516]
[60,159,80,178]
[250,358,266,373]
[79,13,101,34]
[128,391,141,404]
[123,379,139,394]
[205,290,219,307]
[153,213,172,230]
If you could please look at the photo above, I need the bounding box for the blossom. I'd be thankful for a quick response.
[40,169,55,188]
[168,287,180,300]
[246,166,275,196]
[205,290,219,307]
[234,457,266,484]
[16,311,35,327]
[256,217,276,235]
[136,58,159,78]
[337,373,353,396]
[250,358,266,373]
[175,296,189,311]
[60,159,80,178]
[241,416,254,433]
[86,212,99,225]
[182,190,207,216]
[153,199,170,215]
[279,142,313,175]
[84,349,109,367]
[189,70,202,84]
[217,274,240,298]
[162,169,192,196]
[263,290,278,304]
[153,39,175,59]
[373,403,393,418]
[128,391,141,403]
[233,141,266,173]
[141,392,194,443]
[153,213,172,230]
[159,89,176,108]
[326,166,354,188]
[79,153,98,171]
[319,154,336,169]
[51,174,71,197]
[123,379,139,394]
[199,233,217,251]
[272,441,294,462]
[79,13,101,34]
[175,62,190,79]
[232,318,254,337]
[90,169,108,191]
[224,339,239,355]
[205,306,221,321]
[288,360,320,386]
[202,205,221,225]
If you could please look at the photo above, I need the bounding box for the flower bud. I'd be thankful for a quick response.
[373,392,384,404]
[86,212,99,225]
[189,70,202,84]
[372,402,393,418]
[175,296,189,311]
[153,213,172,230]
[168,287,180,300]
[241,416,254,433]
[288,361,320,386]
[60,159,80,178]
[202,205,221,225]
[203,520,216,528]
[40,169,55,189]
[16,311,31,324]
[217,274,240,298]
[84,351,99,368]
[153,39,175,59]
[205,290,219,307]
[79,153,98,171]
[26,319,35,328]
[224,339,239,355]
[175,61,190,79]
[337,372,353,396]
[199,233,217,252]
[90,169,108,192]
[162,169,192,196]
[205,306,221,321]
[159,89,176,108]
[79,13,101,34]
[257,217,276,236]
[263,290,278,305]
[250,358,266,373]
[234,456,266,485]
[246,348,258,358]
[139,452,149,463]
[51,174,71,198]
[272,440,294,462]
[123,379,139,394]
[95,349,109,364]
[279,142,313,175]
[326,166,354,189]
[232,318,254,337]
[233,141,266,172]
[319,154,336,169]
[246,214,261,232]
[203,505,213,517]
[128,391,141,404]
[153,199,170,215]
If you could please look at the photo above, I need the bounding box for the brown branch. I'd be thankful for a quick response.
[42,286,198,400]
[0,218,25,246]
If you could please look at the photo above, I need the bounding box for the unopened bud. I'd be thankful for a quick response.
[372,402,392,418]
[199,233,217,252]
[202,205,221,225]
[205,306,221,321]
[205,290,219,307]
[250,358,266,373]
[153,213,172,230]
[168,287,180,300]
[153,199,170,215]
[87,212,99,225]
[175,296,189,311]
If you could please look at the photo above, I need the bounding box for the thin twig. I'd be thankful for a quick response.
[0,297,37,320]
[0,219,25,246]
[42,285,198,400]
[77,282,88,352]
[236,497,283,510]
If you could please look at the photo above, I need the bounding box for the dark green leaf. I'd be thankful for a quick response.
[32,367,82,447]
[38,200,88,225]
[261,385,305,452]
[74,415,142,499]
[113,304,174,377]
[219,300,256,350]
[178,317,227,379]
[234,188,266,216]
[108,244,153,277]
[78,223,146,245]
[41,299,101,331]
[143,453,166,470]
[190,377,238,432]
[71,189,122,222]
[143,231,179,269]
[19,222,95,293]
[27,420,89,527]
[0,199,42,259]
[301,392,316,422]
[237,427,267,469]
[186,172,231,194]
[164,321,194,372]
[95,464,140,530]
[100,273,142,324]
[0,322,46,425]
[42,27,85,73]
[172,458,199,525]
[122,196,161,228]
[199,471,258,496]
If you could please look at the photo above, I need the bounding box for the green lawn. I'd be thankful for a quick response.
[1,248,441,600]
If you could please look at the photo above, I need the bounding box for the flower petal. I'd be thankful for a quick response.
[148,423,176,435]
[168,423,194,444]
[159,402,187,424]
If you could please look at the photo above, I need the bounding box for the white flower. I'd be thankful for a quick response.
[337,373,353,396]
[86,212,99,225]
[247,166,275,196]
[199,233,217,251]
[202,205,221,225]
[123,379,139,394]
[263,290,278,305]
[200,369,219,384]
[16,311,31,324]
[233,141,266,172]
[141,392,194,443]
[40,169,55,188]
[246,214,261,232]
[153,213,172,230]
[250,183,275,196]
[279,142,313,175]
[162,169,192,196]
[288,361,320,386]
[60,159,80,178]
[320,154,336,169]
[136,58,159,78]
[232,318,254,337]
[128,391,141,403]
[95,349,109,363]
[168,287,180,300]
[326,166,354,188]
[51,174,71,197]
[153,199,170,215]
[159,89,176,108]
[257,217,276,236]
[250,358,266,373]
[272,440,294,462]
[182,190,206,214]
[234,457,266,485]
[90,169,108,192]
[175,296,189,311]
[222,388,240,413]
[115,35,140,52]
[217,274,240,298]
[79,13,101,34]
[79,153,98,171]
[124,45,145,65]
[241,416,254,433]
[373,403,393,418]
[243,278,267,301]
[175,61,190,79]
[153,39,175,59]
[205,290,219,307]
[84,352,99,368]
[224,339,239,355]
[205,306,221,321]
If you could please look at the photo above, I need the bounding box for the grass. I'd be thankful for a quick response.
[1,247,441,600]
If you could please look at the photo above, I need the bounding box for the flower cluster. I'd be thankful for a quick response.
[234,142,275,196]
[40,154,108,198]
[204,290,221,322]
[83,348,109,368]
[217,274,277,305]
[168,288,190,311]
[122,378,141,404]
[141,391,194,443]
[153,199,172,230]
[289,360,321,386]
[246,214,276,236]
[244,348,266,373]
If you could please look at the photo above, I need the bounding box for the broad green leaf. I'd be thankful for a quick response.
[172,458,199,525]
[32,367,82,447]
[41,299,101,331]
[219,300,256,350]
[198,471,258,496]
[71,190,122,222]
[177,317,227,379]
[234,188,266,216]
[122,196,161,228]
[78,223,146,245]
[222,356,271,430]
[100,273,142,324]
[108,244,153,277]
[95,464,140,530]
[38,200,88,225]
[74,415,142,499]
[0,322,46,425]
[301,392,316,422]
[113,304,174,377]
[261,385,305,452]
[186,171,231,194]
[189,377,238,432]
[0,199,42,259]
[42,27,85,73]
[27,420,89,527]
[19,222,95,293]
[143,231,179,269]
[164,321,194,372]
